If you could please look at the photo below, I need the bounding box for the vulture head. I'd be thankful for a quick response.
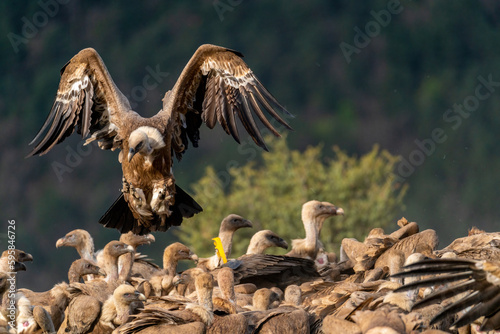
[247,230,288,254]
[252,288,280,311]
[103,240,135,259]
[1,249,33,263]
[127,126,165,162]
[71,259,106,277]
[56,229,93,251]
[163,242,198,270]
[219,214,253,233]
[302,200,344,232]
[119,231,155,249]
[284,284,302,306]
[303,200,344,221]
[113,284,146,306]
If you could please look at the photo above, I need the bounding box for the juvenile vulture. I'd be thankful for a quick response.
[0,249,33,272]
[28,44,292,234]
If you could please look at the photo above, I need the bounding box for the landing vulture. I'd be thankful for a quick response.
[28,44,292,234]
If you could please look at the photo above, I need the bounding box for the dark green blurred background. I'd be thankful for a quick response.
[1,1,499,291]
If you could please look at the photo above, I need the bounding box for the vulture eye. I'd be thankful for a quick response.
[124,293,130,297]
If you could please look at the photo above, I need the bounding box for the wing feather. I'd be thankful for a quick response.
[28,48,132,157]
[164,44,292,157]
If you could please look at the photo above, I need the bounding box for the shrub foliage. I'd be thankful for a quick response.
[177,136,407,258]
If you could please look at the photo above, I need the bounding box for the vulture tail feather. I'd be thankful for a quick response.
[99,185,202,234]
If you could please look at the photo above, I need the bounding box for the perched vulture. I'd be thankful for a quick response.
[198,214,253,271]
[287,200,344,260]
[28,44,292,234]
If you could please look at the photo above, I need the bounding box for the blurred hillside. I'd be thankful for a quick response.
[1,0,500,290]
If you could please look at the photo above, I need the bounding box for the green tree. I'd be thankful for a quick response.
[177,136,407,259]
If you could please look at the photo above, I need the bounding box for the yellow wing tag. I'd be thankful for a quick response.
[212,237,227,264]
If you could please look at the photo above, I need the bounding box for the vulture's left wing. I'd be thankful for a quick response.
[161,44,293,159]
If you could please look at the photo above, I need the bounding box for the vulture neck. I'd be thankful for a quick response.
[162,252,179,277]
[114,299,134,326]
[220,279,236,303]
[218,230,234,259]
[197,285,213,313]
[246,238,267,255]
[303,218,320,254]
[102,255,120,283]
[78,239,95,261]
[118,253,134,283]
[67,263,84,283]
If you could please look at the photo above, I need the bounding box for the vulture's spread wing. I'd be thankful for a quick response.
[28,48,134,157]
[393,258,500,331]
[164,44,292,159]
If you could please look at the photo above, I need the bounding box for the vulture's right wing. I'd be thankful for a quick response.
[393,258,500,331]
[28,48,135,157]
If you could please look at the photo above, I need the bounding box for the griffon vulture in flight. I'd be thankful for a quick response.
[28,44,291,234]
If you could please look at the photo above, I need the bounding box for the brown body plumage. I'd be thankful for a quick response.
[28,45,291,234]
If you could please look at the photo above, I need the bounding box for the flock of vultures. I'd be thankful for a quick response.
[1,209,500,333]
[2,44,500,333]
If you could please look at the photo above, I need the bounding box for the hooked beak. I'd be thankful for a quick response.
[14,261,26,272]
[136,292,146,301]
[128,148,136,162]
[98,268,107,276]
[21,253,34,262]
[145,234,155,244]
[190,252,199,263]
[335,207,345,216]
[242,219,253,228]
[56,237,66,248]
[278,239,289,250]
